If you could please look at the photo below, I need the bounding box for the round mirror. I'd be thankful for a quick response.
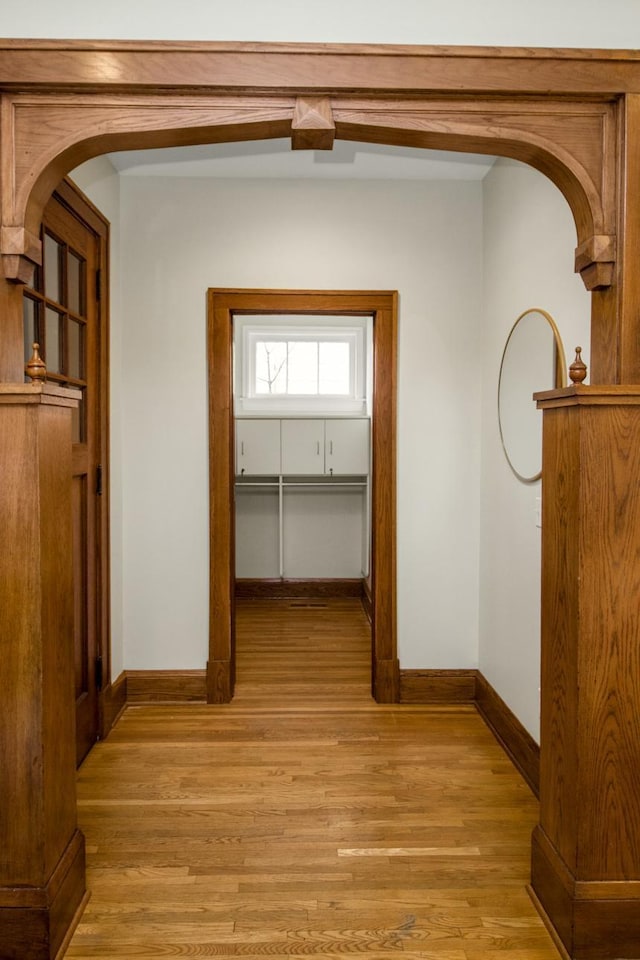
[498,308,566,483]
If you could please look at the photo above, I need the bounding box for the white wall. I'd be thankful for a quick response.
[5,0,640,47]
[69,152,593,740]
[69,157,125,680]
[115,175,483,669]
[479,158,590,739]
[42,0,636,725]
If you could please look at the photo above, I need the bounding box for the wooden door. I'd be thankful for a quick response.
[23,180,109,765]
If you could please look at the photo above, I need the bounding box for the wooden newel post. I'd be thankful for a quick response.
[532,375,640,960]
[0,362,85,956]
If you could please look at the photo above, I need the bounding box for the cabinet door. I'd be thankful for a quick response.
[325,419,370,474]
[281,419,325,474]
[235,419,281,475]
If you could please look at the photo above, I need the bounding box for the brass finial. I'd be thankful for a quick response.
[25,342,47,382]
[569,346,587,385]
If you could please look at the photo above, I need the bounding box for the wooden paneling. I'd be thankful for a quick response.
[533,385,640,958]
[0,385,85,958]
[208,289,398,706]
[399,669,477,704]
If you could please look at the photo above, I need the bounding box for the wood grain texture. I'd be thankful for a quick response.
[291,96,335,150]
[0,388,86,957]
[399,669,477,705]
[1,41,640,94]
[398,671,540,798]
[101,672,127,735]
[475,673,540,799]
[207,289,398,705]
[66,599,560,960]
[126,671,207,704]
[533,389,640,957]
[235,578,364,599]
[0,831,86,960]
[0,43,636,378]
[208,289,236,703]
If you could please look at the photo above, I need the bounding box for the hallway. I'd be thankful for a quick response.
[67,599,560,958]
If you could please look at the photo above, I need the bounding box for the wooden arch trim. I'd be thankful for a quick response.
[207,288,398,704]
[3,94,615,282]
[1,41,639,381]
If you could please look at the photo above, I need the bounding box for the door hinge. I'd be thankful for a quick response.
[96,464,103,496]
[95,268,102,302]
[95,656,103,692]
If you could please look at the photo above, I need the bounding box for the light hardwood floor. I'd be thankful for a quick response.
[67,599,560,959]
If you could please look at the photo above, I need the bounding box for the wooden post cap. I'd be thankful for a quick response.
[569,346,587,385]
[25,342,47,382]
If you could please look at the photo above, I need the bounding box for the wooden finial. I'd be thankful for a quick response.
[569,346,587,385]
[25,342,47,382]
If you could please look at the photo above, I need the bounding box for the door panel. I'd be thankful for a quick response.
[24,181,108,765]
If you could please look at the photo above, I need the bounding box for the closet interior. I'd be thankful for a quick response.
[233,314,373,584]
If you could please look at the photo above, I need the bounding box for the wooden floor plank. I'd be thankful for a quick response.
[66,599,559,959]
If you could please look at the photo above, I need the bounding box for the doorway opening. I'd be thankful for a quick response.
[207,288,398,704]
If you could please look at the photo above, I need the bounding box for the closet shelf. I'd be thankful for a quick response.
[235,475,367,489]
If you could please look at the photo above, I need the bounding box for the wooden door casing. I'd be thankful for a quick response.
[208,288,398,705]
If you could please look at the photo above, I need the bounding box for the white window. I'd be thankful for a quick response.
[234,315,370,415]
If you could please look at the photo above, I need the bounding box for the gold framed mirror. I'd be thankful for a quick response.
[498,308,566,483]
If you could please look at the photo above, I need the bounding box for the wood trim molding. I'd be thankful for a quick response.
[532,825,640,959]
[235,579,364,599]
[361,578,372,624]
[0,829,86,960]
[398,669,540,797]
[100,671,127,736]
[125,670,207,703]
[399,669,477,704]
[0,42,637,380]
[475,671,540,798]
[207,288,398,705]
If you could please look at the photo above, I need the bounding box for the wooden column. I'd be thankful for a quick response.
[532,385,640,960]
[0,383,86,960]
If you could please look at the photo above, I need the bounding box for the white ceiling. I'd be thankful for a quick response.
[108,138,496,180]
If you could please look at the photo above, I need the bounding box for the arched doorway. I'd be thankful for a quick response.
[2,41,640,960]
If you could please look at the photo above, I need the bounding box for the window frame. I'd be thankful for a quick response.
[234,315,370,416]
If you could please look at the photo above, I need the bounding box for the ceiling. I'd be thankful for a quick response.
[108,138,496,180]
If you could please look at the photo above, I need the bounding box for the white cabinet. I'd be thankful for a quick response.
[280,418,369,475]
[325,419,370,475]
[235,419,281,475]
[281,419,326,474]
[236,418,369,476]
[235,417,370,579]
